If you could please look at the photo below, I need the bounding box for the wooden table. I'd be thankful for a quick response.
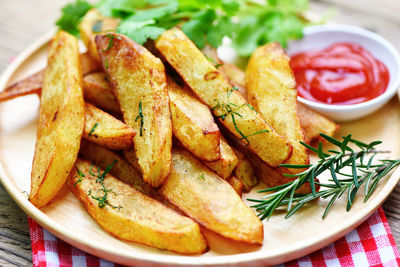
[0,0,399,265]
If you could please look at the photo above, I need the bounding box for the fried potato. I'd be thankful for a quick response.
[30,31,85,207]
[0,52,100,102]
[79,139,165,203]
[79,9,119,62]
[96,33,172,187]
[232,148,258,192]
[201,45,246,97]
[246,43,309,173]
[168,76,220,161]
[0,70,43,101]
[83,103,135,150]
[228,176,243,196]
[83,72,120,115]
[156,28,291,167]
[213,53,340,144]
[204,137,238,179]
[297,103,340,144]
[159,149,263,244]
[69,159,207,254]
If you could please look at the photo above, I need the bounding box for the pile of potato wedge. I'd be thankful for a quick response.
[0,9,340,254]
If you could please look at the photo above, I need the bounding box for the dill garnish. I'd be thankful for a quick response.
[226,86,238,98]
[248,134,398,220]
[88,123,99,136]
[212,100,268,145]
[102,34,121,52]
[135,101,144,136]
[88,160,122,210]
[74,167,86,185]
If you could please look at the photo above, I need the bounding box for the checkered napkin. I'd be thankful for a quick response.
[28,207,400,267]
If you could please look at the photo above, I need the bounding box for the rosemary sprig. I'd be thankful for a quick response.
[248,134,399,220]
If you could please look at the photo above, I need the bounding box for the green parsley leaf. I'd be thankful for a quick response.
[117,19,165,44]
[55,0,93,37]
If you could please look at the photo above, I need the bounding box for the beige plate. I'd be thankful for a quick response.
[1,30,400,267]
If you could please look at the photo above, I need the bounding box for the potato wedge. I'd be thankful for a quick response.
[0,52,100,102]
[83,103,135,150]
[159,149,263,245]
[204,137,238,179]
[79,139,166,203]
[201,45,246,97]
[30,31,85,207]
[156,28,291,167]
[68,159,207,254]
[213,54,340,144]
[168,76,220,161]
[246,43,309,173]
[297,103,340,143]
[0,70,44,101]
[232,148,258,192]
[79,9,119,62]
[96,33,172,187]
[83,72,120,115]
[228,176,243,196]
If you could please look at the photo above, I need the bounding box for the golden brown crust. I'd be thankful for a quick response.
[156,28,292,167]
[30,31,85,207]
[96,33,172,187]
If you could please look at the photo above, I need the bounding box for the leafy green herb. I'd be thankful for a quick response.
[226,86,238,98]
[135,101,144,136]
[56,0,311,56]
[56,0,93,37]
[89,123,99,136]
[74,167,86,185]
[248,134,397,220]
[102,34,121,52]
[212,100,268,146]
[215,63,224,69]
[88,160,122,210]
[198,174,205,180]
[21,191,30,200]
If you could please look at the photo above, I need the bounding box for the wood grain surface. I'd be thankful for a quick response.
[0,0,399,266]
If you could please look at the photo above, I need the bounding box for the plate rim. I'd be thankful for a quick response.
[1,29,399,266]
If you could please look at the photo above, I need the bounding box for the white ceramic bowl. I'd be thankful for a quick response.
[287,24,400,122]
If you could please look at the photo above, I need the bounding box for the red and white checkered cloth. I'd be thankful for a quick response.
[28,207,400,267]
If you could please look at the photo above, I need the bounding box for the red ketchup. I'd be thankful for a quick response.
[290,43,389,105]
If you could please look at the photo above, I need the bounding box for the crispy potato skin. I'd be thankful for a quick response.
[215,53,340,144]
[159,149,263,245]
[205,137,238,179]
[168,77,220,161]
[96,33,172,187]
[232,148,258,192]
[228,176,243,196]
[68,159,207,254]
[30,31,85,207]
[0,52,99,102]
[297,103,340,144]
[83,72,120,115]
[79,140,167,203]
[83,103,135,150]
[156,28,292,167]
[201,45,247,97]
[79,9,119,62]
[0,70,44,101]
[246,43,309,173]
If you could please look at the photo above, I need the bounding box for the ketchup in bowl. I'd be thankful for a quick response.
[290,43,389,105]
